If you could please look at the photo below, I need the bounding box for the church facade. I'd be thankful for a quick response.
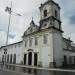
[0,0,75,68]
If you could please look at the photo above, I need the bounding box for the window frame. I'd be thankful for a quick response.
[55,10,58,18]
[25,40,27,47]
[44,10,47,17]
[35,37,38,46]
[29,38,33,47]
[43,34,48,44]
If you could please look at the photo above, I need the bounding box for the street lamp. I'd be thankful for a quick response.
[3,1,21,69]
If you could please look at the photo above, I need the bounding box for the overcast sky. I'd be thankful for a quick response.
[0,0,75,47]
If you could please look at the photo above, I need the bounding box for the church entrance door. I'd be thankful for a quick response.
[24,54,26,65]
[34,53,38,66]
[13,54,16,64]
[28,52,32,65]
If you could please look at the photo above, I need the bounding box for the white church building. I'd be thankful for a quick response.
[0,0,75,68]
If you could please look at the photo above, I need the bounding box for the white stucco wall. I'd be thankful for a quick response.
[0,48,4,62]
[64,50,75,64]
[53,30,63,67]
[0,42,23,64]
[22,28,63,67]
[22,29,55,67]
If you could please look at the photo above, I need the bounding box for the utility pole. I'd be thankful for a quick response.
[3,1,21,69]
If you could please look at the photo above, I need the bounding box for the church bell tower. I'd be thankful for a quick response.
[39,0,63,67]
[39,0,62,32]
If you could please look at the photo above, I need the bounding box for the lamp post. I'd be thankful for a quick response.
[3,1,21,69]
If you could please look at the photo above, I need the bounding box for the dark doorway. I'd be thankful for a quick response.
[74,56,75,64]
[10,54,12,64]
[28,52,32,65]
[13,54,16,64]
[2,55,4,63]
[69,56,72,64]
[34,53,38,66]
[24,54,27,65]
[7,54,9,63]
[64,56,67,65]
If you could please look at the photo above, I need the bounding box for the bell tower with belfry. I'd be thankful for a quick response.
[39,0,64,67]
[39,0,62,31]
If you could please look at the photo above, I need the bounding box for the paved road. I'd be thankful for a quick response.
[0,69,75,75]
[0,70,32,75]
[0,64,75,75]
[0,71,21,75]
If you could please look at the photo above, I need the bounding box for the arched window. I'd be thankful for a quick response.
[44,10,47,17]
[43,34,48,44]
[35,37,38,46]
[55,10,57,18]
